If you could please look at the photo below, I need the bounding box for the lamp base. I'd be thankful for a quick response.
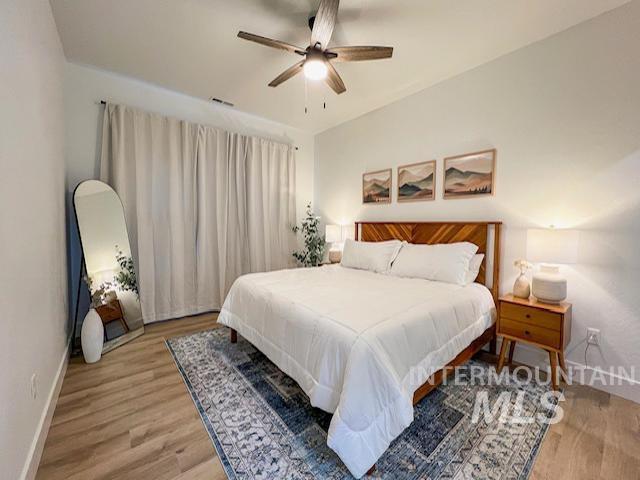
[533,298,563,305]
[328,250,342,263]
[531,265,567,304]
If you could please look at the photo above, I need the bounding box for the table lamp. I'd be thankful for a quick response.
[526,227,578,304]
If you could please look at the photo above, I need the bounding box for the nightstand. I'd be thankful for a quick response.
[496,294,572,390]
[95,299,129,339]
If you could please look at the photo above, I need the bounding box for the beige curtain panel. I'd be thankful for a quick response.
[100,103,296,323]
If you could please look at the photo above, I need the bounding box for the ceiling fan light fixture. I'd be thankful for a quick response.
[238,0,393,94]
[303,59,328,81]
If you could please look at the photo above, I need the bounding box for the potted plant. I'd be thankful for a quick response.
[292,203,326,267]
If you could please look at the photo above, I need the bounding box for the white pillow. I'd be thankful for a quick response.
[463,254,485,285]
[389,242,479,285]
[341,238,403,273]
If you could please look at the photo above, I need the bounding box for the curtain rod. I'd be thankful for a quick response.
[99,100,299,151]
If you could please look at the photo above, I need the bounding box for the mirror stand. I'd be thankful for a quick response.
[70,256,85,357]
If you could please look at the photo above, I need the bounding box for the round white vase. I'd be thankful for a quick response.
[513,273,531,299]
[532,265,567,304]
[81,309,104,363]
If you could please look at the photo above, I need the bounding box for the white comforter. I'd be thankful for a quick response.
[217,264,496,478]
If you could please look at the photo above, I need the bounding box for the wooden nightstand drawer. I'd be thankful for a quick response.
[500,302,561,331]
[499,318,561,349]
[96,301,123,322]
[498,294,571,391]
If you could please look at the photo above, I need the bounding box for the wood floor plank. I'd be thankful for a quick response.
[37,314,220,480]
[599,393,640,479]
[174,458,227,480]
[36,313,640,480]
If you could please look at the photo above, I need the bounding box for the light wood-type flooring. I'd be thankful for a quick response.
[36,314,640,479]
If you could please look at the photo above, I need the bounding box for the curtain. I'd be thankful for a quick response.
[100,104,296,323]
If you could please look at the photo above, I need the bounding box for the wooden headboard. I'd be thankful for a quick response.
[354,221,502,303]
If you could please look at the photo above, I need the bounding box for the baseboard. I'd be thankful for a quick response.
[500,338,640,404]
[20,341,70,480]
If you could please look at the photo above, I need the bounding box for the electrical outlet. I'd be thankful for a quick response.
[30,373,38,399]
[587,328,600,346]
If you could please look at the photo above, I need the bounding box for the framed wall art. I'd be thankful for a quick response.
[443,149,496,199]
[397,160,436,202]
[362,169,392,204]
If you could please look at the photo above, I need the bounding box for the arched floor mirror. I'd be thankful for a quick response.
[73,180,144,355]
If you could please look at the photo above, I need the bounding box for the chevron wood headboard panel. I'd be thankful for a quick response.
[355,221,502,302]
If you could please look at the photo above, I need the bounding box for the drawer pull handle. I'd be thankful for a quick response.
[525,314,531,318]
[525,330,531,335]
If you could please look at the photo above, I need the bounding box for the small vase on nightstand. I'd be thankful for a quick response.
[513,259,532,299]
[513,273,531,299]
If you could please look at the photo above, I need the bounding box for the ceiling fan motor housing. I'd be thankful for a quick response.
[306,48,324,62]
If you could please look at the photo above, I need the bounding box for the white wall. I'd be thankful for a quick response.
[315,2,640,401]
[64,62,315,327]
[0,1,68,479]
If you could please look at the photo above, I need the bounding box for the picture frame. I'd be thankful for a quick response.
[397,160,436,202]
[443,149,496,199]
[362,168,392,204]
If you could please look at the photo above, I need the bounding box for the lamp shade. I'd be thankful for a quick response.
[325,224,342,243]
[527,228,579,264]
[90,268,117,288]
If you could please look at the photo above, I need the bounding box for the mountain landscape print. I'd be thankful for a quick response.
[363,169,391,203]
[444,149,496,198]
[398,160,436,201]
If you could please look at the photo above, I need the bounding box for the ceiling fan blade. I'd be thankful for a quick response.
[268,60,305,87]
[310,0,339,50]
[327,46,393,62]
[324,61,346,94]
[238,31,305,55]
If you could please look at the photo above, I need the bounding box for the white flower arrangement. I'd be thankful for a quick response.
[514,259,532,275]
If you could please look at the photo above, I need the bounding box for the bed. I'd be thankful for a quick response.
[217,221,502,478]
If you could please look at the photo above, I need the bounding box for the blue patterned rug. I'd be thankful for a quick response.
[166,328,555,479]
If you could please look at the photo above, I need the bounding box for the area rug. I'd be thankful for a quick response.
[166,328,555,479]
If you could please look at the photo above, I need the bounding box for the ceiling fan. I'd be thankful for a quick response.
[237,0,393,94]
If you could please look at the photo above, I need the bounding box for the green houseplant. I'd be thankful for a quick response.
[114,246,139,297]
[292,203,326,267]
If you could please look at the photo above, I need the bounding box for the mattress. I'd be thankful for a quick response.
[217,264,496,478]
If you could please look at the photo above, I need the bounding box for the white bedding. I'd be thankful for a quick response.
[217,264,496,478]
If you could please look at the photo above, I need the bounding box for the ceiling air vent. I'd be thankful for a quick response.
[210,97,234,107]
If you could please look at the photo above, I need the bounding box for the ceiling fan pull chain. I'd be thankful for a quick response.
[304,76,308,114]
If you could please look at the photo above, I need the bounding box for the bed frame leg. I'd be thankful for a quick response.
[489,337,497,355]
[230,328,237,343]
[366,464,376,476]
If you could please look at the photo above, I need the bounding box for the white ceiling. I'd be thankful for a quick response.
[50,0,629,133]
